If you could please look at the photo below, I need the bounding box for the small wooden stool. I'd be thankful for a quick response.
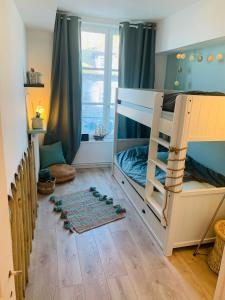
[207,220,225,274]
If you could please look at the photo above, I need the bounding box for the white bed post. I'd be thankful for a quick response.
[163,95,192,255]
[112,88,119,175]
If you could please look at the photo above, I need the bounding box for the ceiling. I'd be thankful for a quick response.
[58,0,200,23]
[14,0,57,30]
[14,0,200,30]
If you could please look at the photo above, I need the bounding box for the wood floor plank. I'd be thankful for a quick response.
[93,225,127,278]
[111,230,154,299]
[53,284,85,300]
[108,275,138,300]
[56,223,82,287]
[76,230,111,299]
[26,229,58,300]
[168,247,217,300]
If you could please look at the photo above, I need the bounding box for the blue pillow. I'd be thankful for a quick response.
[40,141,66,169]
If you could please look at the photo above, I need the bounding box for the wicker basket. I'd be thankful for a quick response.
[37,177,56,195]
[207,220,225,274]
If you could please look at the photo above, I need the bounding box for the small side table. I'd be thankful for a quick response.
[28,129,46,181]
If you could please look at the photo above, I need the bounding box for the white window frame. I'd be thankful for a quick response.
[81,23,119,136]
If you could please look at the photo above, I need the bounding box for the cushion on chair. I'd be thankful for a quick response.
[40,141,66,169]
[49,164,76,183]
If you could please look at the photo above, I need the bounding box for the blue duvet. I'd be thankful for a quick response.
[116,145,225,188]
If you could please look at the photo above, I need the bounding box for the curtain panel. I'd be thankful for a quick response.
[45,13,82,164]
[118,22,156,138]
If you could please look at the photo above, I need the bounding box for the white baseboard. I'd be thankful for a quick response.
[73,162,111,169]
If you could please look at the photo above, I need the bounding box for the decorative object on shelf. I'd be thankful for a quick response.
[93,124,107,141]
[207,54,215,63]
[26,68,42,85]
[207,219,225,274]
[217,53,224,61]
[32,111,44,129]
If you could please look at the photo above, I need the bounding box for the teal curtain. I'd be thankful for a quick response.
[44,13,82,164]
[118,22,156,138]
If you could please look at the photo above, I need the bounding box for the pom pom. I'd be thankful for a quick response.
[49,195,56,203]
[61,211,68,219]
[89,186,96,192]
[55,200,62,206]
[54,206,62,212]
[106,198,113,205]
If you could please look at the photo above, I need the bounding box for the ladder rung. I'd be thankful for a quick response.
[151,137,170,149]
[149,158,167,172]
[147,178,165,194]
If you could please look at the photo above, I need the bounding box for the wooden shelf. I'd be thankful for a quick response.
[28,129,46,135]
[24,83,44,88]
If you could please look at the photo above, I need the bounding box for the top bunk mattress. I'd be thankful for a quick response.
[163,91,225,112]
[116,145,225,188]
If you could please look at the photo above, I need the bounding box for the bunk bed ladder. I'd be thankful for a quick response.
[145,93,167,222]
[145,94,192,227]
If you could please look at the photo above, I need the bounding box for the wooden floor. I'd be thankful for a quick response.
[25,168,218,300]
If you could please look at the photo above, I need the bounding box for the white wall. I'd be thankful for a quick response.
[0,0,28,189]
[156,0,225,53]
[26,28,53,128]
[73,140,113,166]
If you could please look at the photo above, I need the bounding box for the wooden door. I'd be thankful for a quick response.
[0,115,16,299]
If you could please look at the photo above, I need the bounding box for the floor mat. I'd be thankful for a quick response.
[50,187,126,233]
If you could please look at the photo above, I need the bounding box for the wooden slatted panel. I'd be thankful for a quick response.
[188,96,225,141]
[8,143,38,299]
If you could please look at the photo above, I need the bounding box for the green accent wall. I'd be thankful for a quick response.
[165,42,225,177]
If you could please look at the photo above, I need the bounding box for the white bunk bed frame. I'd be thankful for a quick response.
[113,88,225,256]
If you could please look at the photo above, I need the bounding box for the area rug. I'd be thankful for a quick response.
[49,187,126,233]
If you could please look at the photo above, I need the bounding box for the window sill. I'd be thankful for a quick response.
[81,138,113,144]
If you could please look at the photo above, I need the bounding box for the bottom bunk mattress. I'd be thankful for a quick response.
[116,145,225,189]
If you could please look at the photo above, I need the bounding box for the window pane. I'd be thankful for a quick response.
[82,104,104,134]
[112,34,119,70]
[106,105,115,138]
[111,71,118,103]
[82,69,104,103]
[81,31,105,69]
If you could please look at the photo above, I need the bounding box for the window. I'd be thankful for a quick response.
[81,24,119,139]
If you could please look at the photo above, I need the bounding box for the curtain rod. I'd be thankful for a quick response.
[57,10,81,19]
[119,22,156,29]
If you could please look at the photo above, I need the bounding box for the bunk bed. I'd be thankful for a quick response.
[113,88,225,256]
